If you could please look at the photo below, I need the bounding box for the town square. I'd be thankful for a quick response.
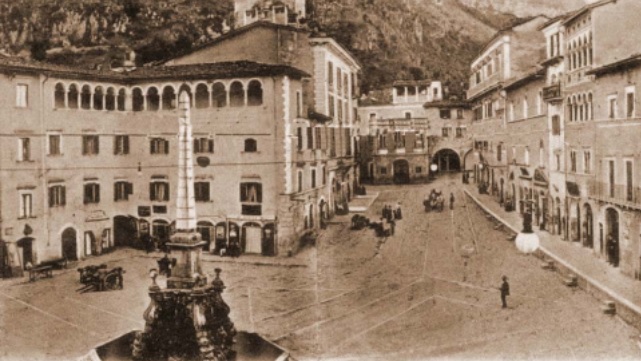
[1,0,641,360]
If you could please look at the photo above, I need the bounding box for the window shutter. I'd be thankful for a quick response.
[127,182,133,195]
[193,139,199,153]
[113,137,118,155]
[83,184,89,204]
[95,136,100,154]
[96,184,100,203]
[165,139,169,154]
[124,136,129,154]
[208,139,214,153]
[48,188,54,207]
[205,183,210,201]
[150,183,156,201]
[82,137,87,155]
[114,183,118,201]
[150,139,155,154]
[164,183,170,201]
[61,186,66,206]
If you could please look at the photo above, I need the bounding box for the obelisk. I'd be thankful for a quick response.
[167,91,206,289]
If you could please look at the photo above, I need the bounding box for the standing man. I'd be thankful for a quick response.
[449,193,455,210]
[499,276,510,309]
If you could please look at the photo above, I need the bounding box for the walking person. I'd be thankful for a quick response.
[449,192,455,210]
[395,202,402,220]
[390,218,396,236]
[499,276,510,308]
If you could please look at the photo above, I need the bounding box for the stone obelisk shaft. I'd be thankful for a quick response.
[167,92,204,289]
[176,92,197,232]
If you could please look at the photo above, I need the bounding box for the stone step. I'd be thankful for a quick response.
[564,274,578,287]
[601,300,616,315]
[541,260,555,271]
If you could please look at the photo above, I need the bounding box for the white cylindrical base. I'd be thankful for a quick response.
[515,232,540,254]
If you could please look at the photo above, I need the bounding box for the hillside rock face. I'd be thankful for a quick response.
[457,0,587,18]
[0,0,589,96]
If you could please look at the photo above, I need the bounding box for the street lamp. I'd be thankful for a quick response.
[430,163,438,181]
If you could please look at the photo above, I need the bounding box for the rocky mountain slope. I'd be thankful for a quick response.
[0,0,588,96]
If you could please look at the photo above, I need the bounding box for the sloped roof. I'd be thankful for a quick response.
[0,58,309,82]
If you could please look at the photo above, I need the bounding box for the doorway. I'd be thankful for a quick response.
[61,228,78,261]
[17,237,34,269]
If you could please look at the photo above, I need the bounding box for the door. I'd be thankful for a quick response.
[61,228,78,261]
[18,238,33,269]
[244,224,262,254]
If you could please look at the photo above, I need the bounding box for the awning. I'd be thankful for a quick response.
[534,168,548,185]
[308,110,333,123]
[519,167,531,179]
[566,181,580,197]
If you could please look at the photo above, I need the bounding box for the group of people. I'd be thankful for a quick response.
[379,203,402,237]
[424,190,456,211]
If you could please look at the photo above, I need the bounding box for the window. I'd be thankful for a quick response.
[48,185,66,207]
[570,150,577,173]
[440,109,451,119]
[456,127,463,138]
[230,81,245,107]
[212,83,226,108]
[240,183,262,215]
[150,180,170,202]
[194,182,210,202]
[94,86,104,110]
[16,84,28,108]
[584,150,591,174]
[552,115,561,135]
[150,138,169,155]
[322,166,326,185]
[247,80,263,106]
[296,91,302,117]
[19,192,33,219]
[457,109,464,119]
[162,86,176,110]
[18,138,31,161]
[626,160,633,201]
[48,133,61,156]
[537,91,543,115]
[315,127,321,150]
[329,95,335,117]
[405,112,411,119]
[114,181,133,201]
[311,169,317,188]
[626,86,635,118]
[609,160,615,197]
[297,171,303,192]
[497,143,503,162]
[114,135,130,155]
[415,167,422,174]
[84,182,100,204]
[442,128,449,137]
[380,167,387,175]
[193,138,214,153]
[195,84,209,109]
[330,128,336,157]
[146,87,159,111]
[306,127,313,150]
[81,85,91,110]
[82,135,99,155]
[608,95,618,119]
[297,128,303,151]
[328,61,334,87]
[244,138,257,152]
[54,83,65,108]
[556,154,561,171]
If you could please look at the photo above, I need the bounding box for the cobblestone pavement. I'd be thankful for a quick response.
[1,174,640,360]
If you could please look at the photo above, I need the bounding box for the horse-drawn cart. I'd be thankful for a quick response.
[77,264,125,293]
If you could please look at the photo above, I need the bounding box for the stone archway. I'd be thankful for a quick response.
[61,228,78,261]
[433,148,461,173]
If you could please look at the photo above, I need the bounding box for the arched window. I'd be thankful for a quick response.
[588,93,593,120]
[244,138,257,152]
[105,87,116,111]
[230,81,244,107]
[524,147,530,166]
[93,86,104,110]
[162,86,176,110]
[212,82,226,107]
[146,87,160,111]
[132,88,144,112]
[54,83,65,108]
[117,88,126,111]
[195,84,209,108]
[247,80,263,106]
[178,84,192,107]
[81,85,92,110]
[68,84,79,109]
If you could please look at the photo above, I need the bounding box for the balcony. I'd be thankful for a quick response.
[542,83,562,103]
[588,180,641,209]
[370,118,429,131]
